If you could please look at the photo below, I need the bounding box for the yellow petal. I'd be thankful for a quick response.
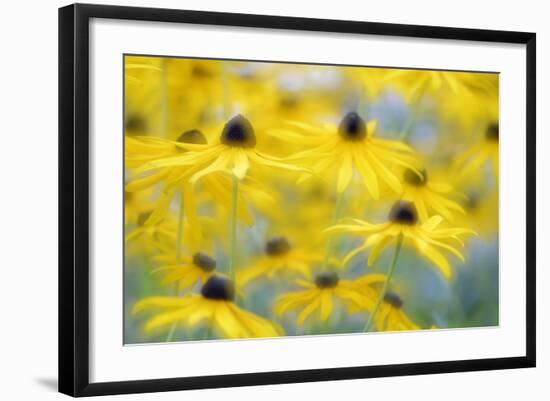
[232,149,250,179]
[336,155,353,193]
[319,290,333,321]
[297,296,322,326]
[413,238,452,279]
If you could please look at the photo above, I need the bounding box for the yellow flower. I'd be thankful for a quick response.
[152,252,217,291]
[272,112,419,197]
[133,275,282,339]
[348,273,387,306]
[400,168,465,222]
[368,291,420,332]
[125,212,178,256]
[347,276,421,332]
[325,201,475,279]
[237,236,322,286]
[125,188,155,225]
[346,66,391,98]
[454,189,499,236]
[453,122,499,179]
[126,129,276,227]
[385,69,498,102]
[137,114,307,184]
[274,272,366,325]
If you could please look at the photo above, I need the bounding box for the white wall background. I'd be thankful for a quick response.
[0,0,546,399]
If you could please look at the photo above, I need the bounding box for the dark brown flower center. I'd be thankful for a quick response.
[280,95,299,110]
[338,112,367,141]
[265,236,291,256]
[486,123,499,141]
[137,211,152,226]
[220,114,256,148]
[201,275,235,301]
[177,129,207,145]
[192,64,215,78]
[314,271,340,288]
[192,252,217,272]
[403,168,428,186]
[389,201,418,225]
[465,192,480,210]
[383,291,403,308]
[125,115,147,134]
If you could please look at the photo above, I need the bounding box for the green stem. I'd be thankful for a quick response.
[165,322,177,342]
[398,80,429,141]
[202,324,213,341]
[228,175,239,281]
[159,58,168,138]
[363,234,403,332]
[398,101,420,141]
[321,190,346,272]
[166,191,185,343]
[175,190,185,265]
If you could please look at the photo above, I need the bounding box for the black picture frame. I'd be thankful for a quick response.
[59,3,536,397]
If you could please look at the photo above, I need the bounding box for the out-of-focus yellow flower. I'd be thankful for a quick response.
[126,129,277,227]
[237,236,323,286]
[436,84,498,130]
[151,252,217,291]
[385,69,498,102]
[125,212,179,256]
[346,66,391,98]
[368,291,420,332]
[453,122,499,180]
[274,272,366,325]
[125,188,155,225]
[137,114,307,184]
[272,112,419,197]
[454,189,499,236]
[348,276,421,332]
[124,57,164,137]
[349,273,387,303]
[399,168,465,222]
[325,201,475,279]
[133,275,283,338]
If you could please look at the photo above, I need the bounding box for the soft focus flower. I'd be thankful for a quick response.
[133,275,283,338]
[272,112,419,197]
[124,56,500,342]
[125,212,179,256]
[399,167,465,222]
[152,252,217,291]
[237,236,323,286]
[274,271,367,325]
[384,70,498,102]
[368,291,420,332]
[137,114,307,183]
[454,122,499,179]
[325,201,475,279]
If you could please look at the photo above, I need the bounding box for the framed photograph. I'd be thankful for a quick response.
[58,3,536,397]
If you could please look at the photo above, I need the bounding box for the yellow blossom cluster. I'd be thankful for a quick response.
[125,56,499,343]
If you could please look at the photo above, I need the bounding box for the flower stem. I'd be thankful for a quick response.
[165,322,177,342]
[175,190,185,265]
[363,234,403,332]
[398,101,420,141]
[166,190,185,343]
[321,190,346,271]
[398,80,429,141]
[159,58,168,138]
[202,324,213,341]
[228,175,239,281]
